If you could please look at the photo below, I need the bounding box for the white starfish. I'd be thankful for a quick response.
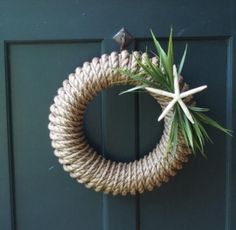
[145,65,207,124]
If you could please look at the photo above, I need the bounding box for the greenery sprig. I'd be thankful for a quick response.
[118,29,232,156]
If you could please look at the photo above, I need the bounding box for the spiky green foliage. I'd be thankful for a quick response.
[117,29,232,156]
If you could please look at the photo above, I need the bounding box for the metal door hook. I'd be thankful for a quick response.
[113,28,134,51]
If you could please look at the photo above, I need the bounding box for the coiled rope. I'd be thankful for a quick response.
[48,50,191,195]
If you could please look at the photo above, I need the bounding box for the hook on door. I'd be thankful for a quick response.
[113,28,134,51]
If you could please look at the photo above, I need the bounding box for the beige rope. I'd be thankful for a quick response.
[48,50,192,196]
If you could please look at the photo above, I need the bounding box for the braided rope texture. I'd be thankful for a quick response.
[48,50,192,196]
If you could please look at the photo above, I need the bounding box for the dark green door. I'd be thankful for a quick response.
[0,0,235,229]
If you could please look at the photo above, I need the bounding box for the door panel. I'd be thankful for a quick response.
[0,1,235,230]
[138,38,228,230]
[140,38,229,230]
[8,42,103,230]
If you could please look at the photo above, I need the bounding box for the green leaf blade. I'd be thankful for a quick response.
[178,44,188,76]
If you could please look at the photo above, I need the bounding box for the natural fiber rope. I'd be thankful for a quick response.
[48,50,192,195]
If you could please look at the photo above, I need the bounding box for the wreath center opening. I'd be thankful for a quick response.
[84,85,164,163]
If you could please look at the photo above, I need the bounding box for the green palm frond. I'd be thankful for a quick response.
[117,28,232,156]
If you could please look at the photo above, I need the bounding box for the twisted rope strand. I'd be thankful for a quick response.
[48,51,192,195]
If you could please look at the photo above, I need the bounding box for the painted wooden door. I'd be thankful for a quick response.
[0,0,235,229]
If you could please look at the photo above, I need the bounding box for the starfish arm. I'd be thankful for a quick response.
[178,99,194,124]
[145,87,175,98]
[173,65,180,95]
[180,85,207,98]
[158,98,177,121]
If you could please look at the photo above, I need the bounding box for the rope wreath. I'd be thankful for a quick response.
[48,50,192,195]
